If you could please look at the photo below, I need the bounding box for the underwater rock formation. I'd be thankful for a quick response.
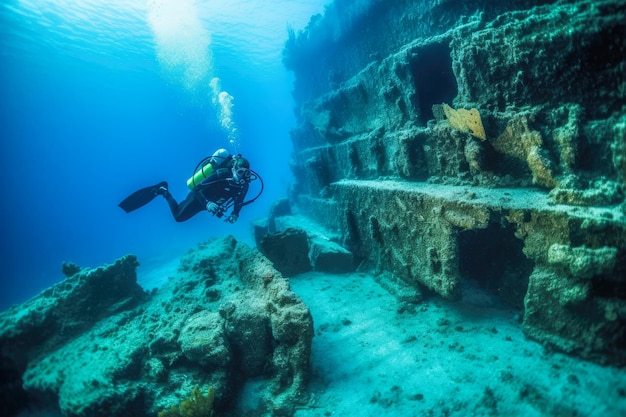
[0,237,313,417]
[254,199,354,276]
[282,0,626,364]
[0,255,146,416]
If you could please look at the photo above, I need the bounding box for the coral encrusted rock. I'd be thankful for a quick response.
[0,236,313,417]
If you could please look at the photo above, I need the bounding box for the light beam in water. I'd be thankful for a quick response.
[146,0,239,148]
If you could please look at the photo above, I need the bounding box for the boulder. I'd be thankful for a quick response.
[256,214,355,276]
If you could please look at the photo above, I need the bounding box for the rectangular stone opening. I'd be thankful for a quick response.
[457,221,534,309]
[409,42,458,125]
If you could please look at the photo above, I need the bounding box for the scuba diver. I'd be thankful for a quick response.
[119,149,263,223]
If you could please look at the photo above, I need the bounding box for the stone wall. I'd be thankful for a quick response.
[284,0,626,365]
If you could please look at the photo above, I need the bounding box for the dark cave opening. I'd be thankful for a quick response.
[457,221,534,309]
[409,42,458,124]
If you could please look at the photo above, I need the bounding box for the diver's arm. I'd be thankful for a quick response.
[197,169,231,214]
[229,184,249,217]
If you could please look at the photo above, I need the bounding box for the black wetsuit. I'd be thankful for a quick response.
[162,168,249,222]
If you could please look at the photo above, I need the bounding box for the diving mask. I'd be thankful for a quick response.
[233,166,253,183]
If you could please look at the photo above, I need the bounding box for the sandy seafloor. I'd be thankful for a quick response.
[135,255,626,417]
[287,273,626,417]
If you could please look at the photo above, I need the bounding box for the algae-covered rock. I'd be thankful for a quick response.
[223,297,273,377]
[61,261,82,277]
[0,255,145,368]
[308,236,354,273]
[256,214,355,275]
[158,386,215,417]
[548,244,618,280]
[179,311,230,368]
[0,236,313,417]
[490,115,558,189]
[260,228,312,277]
[549,177,624,206]
[523,266,626,365]
[282,0,625,367]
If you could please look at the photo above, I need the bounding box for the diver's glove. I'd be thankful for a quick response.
[225,214,238,224]
[206,202,220,215]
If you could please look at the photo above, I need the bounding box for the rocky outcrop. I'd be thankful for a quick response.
[0,255,147,416]
[0,237,313,417]
[254,199,354,277]
[283,0,626,365]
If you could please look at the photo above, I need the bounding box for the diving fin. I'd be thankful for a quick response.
[118,181,168,213]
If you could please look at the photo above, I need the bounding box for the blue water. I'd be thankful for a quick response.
[0,0,330,310]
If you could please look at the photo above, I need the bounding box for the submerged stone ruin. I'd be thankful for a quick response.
[0,237,313,417]
[1,1,625,416]
[266,0,626,365]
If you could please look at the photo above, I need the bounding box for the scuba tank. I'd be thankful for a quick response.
[186,148,230,190]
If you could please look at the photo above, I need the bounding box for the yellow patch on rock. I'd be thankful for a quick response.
[442,103,486,140]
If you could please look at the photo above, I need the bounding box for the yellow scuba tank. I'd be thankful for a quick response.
[186,148,230,190]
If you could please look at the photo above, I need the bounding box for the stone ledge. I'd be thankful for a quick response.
[294,178,626,365]
[254,213,354,276]
[334,179,625,221]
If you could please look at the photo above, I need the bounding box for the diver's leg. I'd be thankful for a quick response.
[162,192,203,222]
[160,191,181,219]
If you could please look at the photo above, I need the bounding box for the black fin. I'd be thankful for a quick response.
[118,181,167,213]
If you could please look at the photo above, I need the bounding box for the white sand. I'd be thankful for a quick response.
[289,271,626,417]
[137,255,181,290]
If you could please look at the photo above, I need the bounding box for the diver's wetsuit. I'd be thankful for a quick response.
[161,168,249,222]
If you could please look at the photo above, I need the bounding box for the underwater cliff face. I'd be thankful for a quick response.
[284,0,626,365]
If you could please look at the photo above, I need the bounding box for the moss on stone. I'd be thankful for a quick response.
[158,386,215,417]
